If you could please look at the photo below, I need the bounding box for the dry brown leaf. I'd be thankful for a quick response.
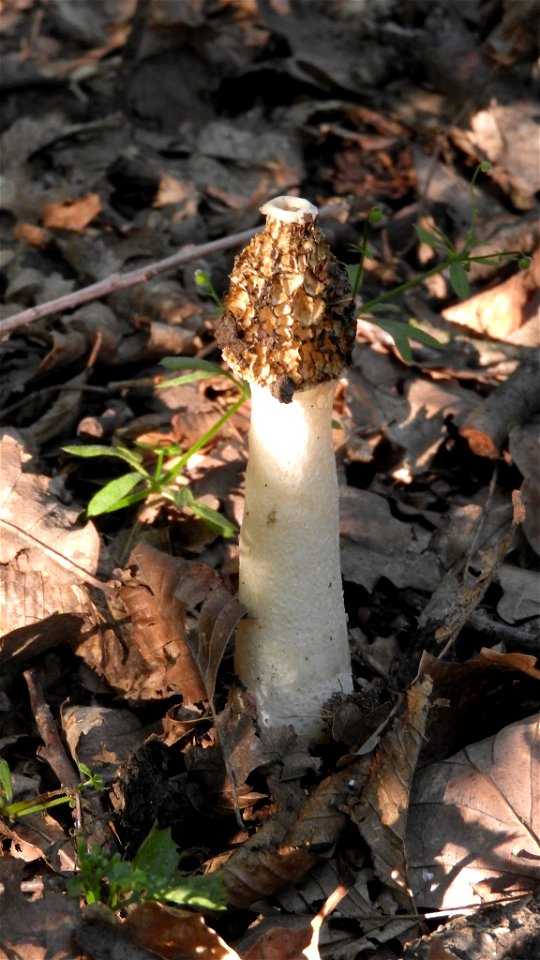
[350,681,432,913]
[62,703,144,782]
[497,565,540,624]
[125,900,241,960]
[478,647,540,680]
[407,714,540,910]
[243,884,347,960]
[343,649,539,928]
[0,859,82,959]
[0,430,101,635]
[0,611,86,672]
[74,902,167,960]
[413,650,540,766]
[442,247,540,338]
[21,370,89,448]
[121,579,205,705]
[416,490,525,649]
[75,562,205,704]
[509,417,540,555]
[0,806,76,873]
[74,543,243,706]
[218,757,370,908]
[12,222,49,248]
[133,541,245,704]
[42,192,102,231]
[340,487,440,593]
[464,103,540,209]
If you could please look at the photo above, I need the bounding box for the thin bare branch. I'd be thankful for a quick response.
[0,226,258,336]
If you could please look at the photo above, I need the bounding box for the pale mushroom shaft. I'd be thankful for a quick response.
[235,381,353,740]
[217,195,356,742]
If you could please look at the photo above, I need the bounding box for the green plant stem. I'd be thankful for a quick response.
[351,220,371,299]
[160,393,247,487]
[360,258,454,313]
[359,251,522,315]
[3,792,74,818]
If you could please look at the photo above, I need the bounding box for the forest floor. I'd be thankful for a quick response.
[0,1,539,958]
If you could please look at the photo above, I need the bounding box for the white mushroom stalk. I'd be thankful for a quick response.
[217,196,355,742]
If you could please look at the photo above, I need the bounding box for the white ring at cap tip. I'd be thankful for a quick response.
[260,196,318,224]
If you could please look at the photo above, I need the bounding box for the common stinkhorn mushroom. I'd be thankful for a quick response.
[216,196,355,742]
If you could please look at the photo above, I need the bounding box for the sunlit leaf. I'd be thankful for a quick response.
[157,371,214,388]
[86,472,143,517]
[405,322,445,350]
[189,499,237,538]
[372,317,413,363]
[0,758,13,804]
[449,260,469,300]
[415,225,450,252]
[63,444,144,466]
[160,357,226,375]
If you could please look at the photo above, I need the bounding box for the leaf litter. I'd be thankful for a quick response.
[0,1,539,958]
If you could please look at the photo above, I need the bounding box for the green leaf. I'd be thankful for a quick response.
[189,500,237,538]
[193,269,222,308]
[162,486,194,509]
[163,874,226,910]
[133,823,179,889]
[415,225,450,253]
[194,268,211,288]
[0,758,13,804]
[367,301,403,314]
[63,444,144,466]
[371,317,413,363]
[157,371,214,389]
[449,260,469,300]
[86,472,144,517]
[160,357,226,375]
[135,440,182,457]
[346,263,361,290]
[405,321,445,350]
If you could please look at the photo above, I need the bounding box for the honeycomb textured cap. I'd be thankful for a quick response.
[216,197,355,403]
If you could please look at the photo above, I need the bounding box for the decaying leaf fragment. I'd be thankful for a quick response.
[0,859,82,960]
[349,680,432,914]
[74,542,244,706]
[407,714,540,910]
[344,647,540,924]
[125,900,241,960]
[416,490,525,650]
[216,756,371,908]
[0,429,101,635]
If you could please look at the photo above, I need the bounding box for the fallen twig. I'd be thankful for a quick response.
[23,668,82,826]
[460,351,539,457]
[0,227,258,336]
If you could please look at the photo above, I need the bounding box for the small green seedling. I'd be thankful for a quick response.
[349,164,530,362]
[68,822,225,911]
[64,359,249,538]
[0,760,103,819]
[194,268,222,310]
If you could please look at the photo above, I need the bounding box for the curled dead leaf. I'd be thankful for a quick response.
[216,756,370,908]
[407,714,540,910]
[125,900,241,960]
[41,192,102,232]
